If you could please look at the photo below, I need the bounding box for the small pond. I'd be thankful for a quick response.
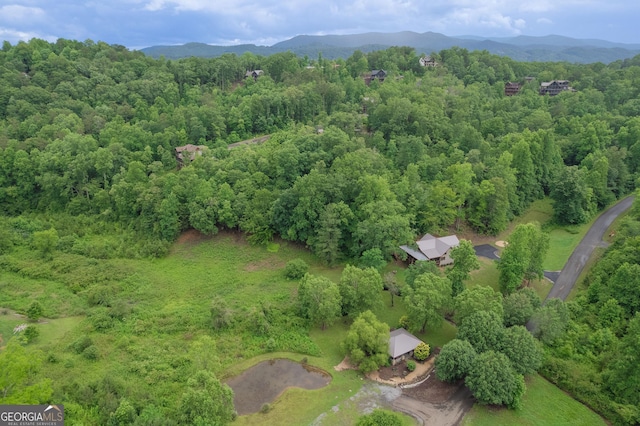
[226,359,331,415]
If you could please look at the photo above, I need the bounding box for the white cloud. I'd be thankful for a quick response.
[0,5,46,23]
[537,17,553,24]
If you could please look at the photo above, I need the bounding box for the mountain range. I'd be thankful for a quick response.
[140,31,640,64]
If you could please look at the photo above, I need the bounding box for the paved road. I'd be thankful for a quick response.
[545,196,634,301]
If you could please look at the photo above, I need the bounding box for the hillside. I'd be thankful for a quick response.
[140,31,640,63]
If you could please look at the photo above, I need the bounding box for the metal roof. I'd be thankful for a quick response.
[388,328,423,358]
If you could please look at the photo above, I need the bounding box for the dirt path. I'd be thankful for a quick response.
[545,196,634,301]
[393,383,475,426]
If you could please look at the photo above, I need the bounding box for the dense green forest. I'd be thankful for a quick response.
[1,37,640,424]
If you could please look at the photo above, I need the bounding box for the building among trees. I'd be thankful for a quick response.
[539,80,574,96]
[400,234,460,266]
[388,328,424,365]
[504,82,521,96]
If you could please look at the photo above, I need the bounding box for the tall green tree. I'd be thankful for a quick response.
[338,265,383,317]
[498,325,543,375]
[466,351,525,409]
[457,311,504,354]
[179,370,234,425]
[342,310,390,373]
[447,239,481,297]
[298,274,342,330]
[453,285,503,325]
[435,339,478,383]
[403,272,451,333]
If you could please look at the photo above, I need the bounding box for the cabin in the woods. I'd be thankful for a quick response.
[175,144,206,166]
[399,234,460,266]
[539,80,574,96]
[419,56,438,67]
[245,70,264,81]
[389,328,424,365]
[504,82,521,96]
[365,69,387,85]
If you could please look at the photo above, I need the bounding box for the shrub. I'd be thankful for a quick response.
[407,360,416,372]
[414,342,431,361]
[82,345,99,360]
[71,335,93,354]
[24,325,39,343]
[284,259,309,279]
[260,403,272,414]
[398,316,410,329]
[27,301,43,321]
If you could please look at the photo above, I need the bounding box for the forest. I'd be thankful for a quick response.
[0,37,640,425]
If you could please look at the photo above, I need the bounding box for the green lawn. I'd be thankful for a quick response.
[463,374,607,426]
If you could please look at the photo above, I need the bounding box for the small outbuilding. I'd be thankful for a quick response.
[389,328,424,365]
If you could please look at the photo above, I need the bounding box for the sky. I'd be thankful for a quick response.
[0,0,639,50]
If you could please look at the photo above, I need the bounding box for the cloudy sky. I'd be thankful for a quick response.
[0,0,638,49]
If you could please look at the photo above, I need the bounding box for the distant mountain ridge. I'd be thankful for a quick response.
[140,31,640,63]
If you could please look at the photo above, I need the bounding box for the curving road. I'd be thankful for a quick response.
[545,196,635,302]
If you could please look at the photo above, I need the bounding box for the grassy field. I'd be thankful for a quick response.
[1,193,620,425]
[462,374,607,426]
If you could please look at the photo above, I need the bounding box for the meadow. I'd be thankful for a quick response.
[0,196,614,425]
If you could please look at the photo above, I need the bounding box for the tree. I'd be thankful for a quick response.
[498,325,543,375]
[466,351,525,409]
[550,166,596,225]
[359,248,386,271]
[179,370,235,426]
[0,340,53,404]
[356,409,403,426]
[604,314,640,406]
[530,298,570,345]
[383,272,401,308]
[453,286,503,325]
[435,339,477,383]
[342,310,390,373]
[403,272,451,333]
[298,274,342,330]
[338,265,383,317]
[498,222,549,294]
[31,228,58,259]
[446,239,480,296]
[503,288,540,327]
[456,311,504,354]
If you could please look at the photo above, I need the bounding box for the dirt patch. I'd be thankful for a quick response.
[334,356,357,372]
[495,240,508,247]
[243,258,286,272]
[403,376,463,404]
[175,229,209,245]
[370,357,435,386]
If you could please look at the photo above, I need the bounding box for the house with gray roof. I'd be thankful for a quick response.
[399,233,460,266]
[389,328,423,365]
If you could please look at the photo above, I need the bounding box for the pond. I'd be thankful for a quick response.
[226,359,331,415]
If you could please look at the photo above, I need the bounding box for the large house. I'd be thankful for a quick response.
[365,69,387,85]
[399,234,460,266]
[504,82,521,96]
[419,56,438,67]
[539,80,574,96]
[389,328,424,365]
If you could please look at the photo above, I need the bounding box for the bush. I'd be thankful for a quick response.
[260,403,272,414]
[24,325,39,343]
[398,316,410,329]
[407,360,416,372]
[414,342,431,361]
[284,259,309,279]
[26,301,43,321]
[82,345,99,360]
[71,335,93,354]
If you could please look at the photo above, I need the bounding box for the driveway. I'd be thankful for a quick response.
[474,244,500,260]
[545,196,634,301]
